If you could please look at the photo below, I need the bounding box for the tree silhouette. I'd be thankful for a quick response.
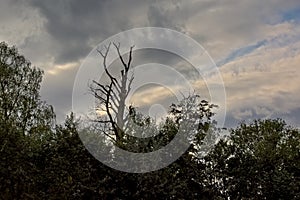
[0,41,55,199]
[2,41,299,199]
[205,119,300,199]
[90,42,134,144]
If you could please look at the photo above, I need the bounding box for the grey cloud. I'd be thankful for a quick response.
[29,0,105,64]
[147,4,186,32]
[28,0,216,64]
[41,64,79,122]
[0,0,42,45]
[8,0,300,66]
[29,0,151,64]
[2,0,300,125]
[147,0,224,31]
[227,104,300,129]
[27,0,300,65]
[282,108,300,128]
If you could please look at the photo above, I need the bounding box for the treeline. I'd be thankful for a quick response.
[0,42,299,199]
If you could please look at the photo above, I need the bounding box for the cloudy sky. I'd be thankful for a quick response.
[1,0,300,127]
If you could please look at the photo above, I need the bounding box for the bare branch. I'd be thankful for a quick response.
[93,119,111,123]
[93,92,106,103]
[88,123,116,143]
[108,104,118,115]
[126,74,134,96]
[127,45,135,71]
[92,43,136,143]
[97,43,122,90]
[113,42,127,69]
[96,42,110,58]
[110,97,119,112]
[105,82,119,138]
[92,81,109,93]
[102,132,117,143]
[110,88,120,103]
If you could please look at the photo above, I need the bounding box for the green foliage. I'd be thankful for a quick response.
[1,42,299,199]
[0,42,55,199]
[206,119,300,199]
[0,42,55,136]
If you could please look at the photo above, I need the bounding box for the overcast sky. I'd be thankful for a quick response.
[1,0,300,127]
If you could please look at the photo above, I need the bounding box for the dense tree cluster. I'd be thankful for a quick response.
[0,42,299,199]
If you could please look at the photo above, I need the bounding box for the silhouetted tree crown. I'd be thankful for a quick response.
[1,42,299,199]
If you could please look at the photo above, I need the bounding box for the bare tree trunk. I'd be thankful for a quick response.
[90,42,134,144]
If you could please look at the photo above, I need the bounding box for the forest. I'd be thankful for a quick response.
[0,41,299,199]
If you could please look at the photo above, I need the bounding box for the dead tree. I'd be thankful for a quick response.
[90,42,134,143]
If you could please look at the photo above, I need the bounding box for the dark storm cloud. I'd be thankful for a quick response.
[29,0,109,64]
[29,0,152,64]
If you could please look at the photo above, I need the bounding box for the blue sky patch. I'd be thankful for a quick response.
[282,7,300,23]
[217,40,267,66]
